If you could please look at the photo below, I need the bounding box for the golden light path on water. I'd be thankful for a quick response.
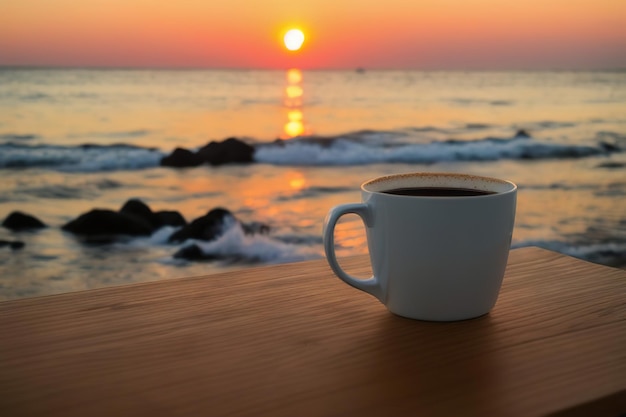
[283,68,306,138]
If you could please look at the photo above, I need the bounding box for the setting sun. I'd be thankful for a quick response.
[283,29,305,51]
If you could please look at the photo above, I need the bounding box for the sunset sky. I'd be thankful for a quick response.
[1,0,625,70]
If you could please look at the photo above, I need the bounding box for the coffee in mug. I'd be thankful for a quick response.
[323,172,517,321]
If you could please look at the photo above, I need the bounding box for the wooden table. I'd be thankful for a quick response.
[1,247,624,417]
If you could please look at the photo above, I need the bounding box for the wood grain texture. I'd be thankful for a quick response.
[0,247,625,417]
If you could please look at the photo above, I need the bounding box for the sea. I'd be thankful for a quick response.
[1,68,625,300]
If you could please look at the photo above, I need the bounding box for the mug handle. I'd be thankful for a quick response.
[323,203,383,301]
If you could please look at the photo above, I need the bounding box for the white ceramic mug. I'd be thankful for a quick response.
[323,172,517,321]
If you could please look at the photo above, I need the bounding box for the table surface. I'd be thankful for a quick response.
[1,247,625,417]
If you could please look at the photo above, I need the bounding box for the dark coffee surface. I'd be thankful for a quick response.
[382,187,496,197]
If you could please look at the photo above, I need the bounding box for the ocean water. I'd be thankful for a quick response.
[0,69,625,300]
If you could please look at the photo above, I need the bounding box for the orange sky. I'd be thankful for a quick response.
[1,0,625,69]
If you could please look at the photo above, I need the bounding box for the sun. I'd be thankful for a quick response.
[284,29,305,51]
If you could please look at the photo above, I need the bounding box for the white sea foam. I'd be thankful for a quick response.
[185,223,321,264]
[254,136,613,166]
[150,226,180,244]
[111,223,321,266]
[0,143,163,172]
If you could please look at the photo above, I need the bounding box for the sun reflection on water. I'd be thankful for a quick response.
[288,172,307,191]
[282,68,308,139]
[286,68,303,84]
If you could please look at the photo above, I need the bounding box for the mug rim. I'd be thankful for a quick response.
[361,172,517,198]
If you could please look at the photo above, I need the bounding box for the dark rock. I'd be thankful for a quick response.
[156,211,187,227]
[119,199,187,229]
[160,138,255,168]
[0,240,25,250]
[2,211,47,231]
[119,199,160,229]
[161,148,204,168]
[515,129,531,138]
[197,137,255,166]
[62,209,153,237]
[173,244,218,261]
[168,208,235,243]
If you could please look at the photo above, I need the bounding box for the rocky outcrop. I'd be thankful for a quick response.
[8,200,269,263]
[196,137,255,165]
[62,199,187,239]
[168,208,235,243]
[2,211,47,231]
[119,199,160,229]
[168,209,272,261]
[120,199,187,229]
[161,138,255,168]
[173,244,218,261]
[160,148,204,168]
[62,209,154,237]
[155,211,187,227]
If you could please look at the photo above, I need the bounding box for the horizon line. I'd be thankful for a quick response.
[1,65,625,73]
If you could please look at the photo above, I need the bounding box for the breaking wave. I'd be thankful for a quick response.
[169,222,321,265]
[0,132,621,172]
[255,135,619,166]
[0,143,163,172]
